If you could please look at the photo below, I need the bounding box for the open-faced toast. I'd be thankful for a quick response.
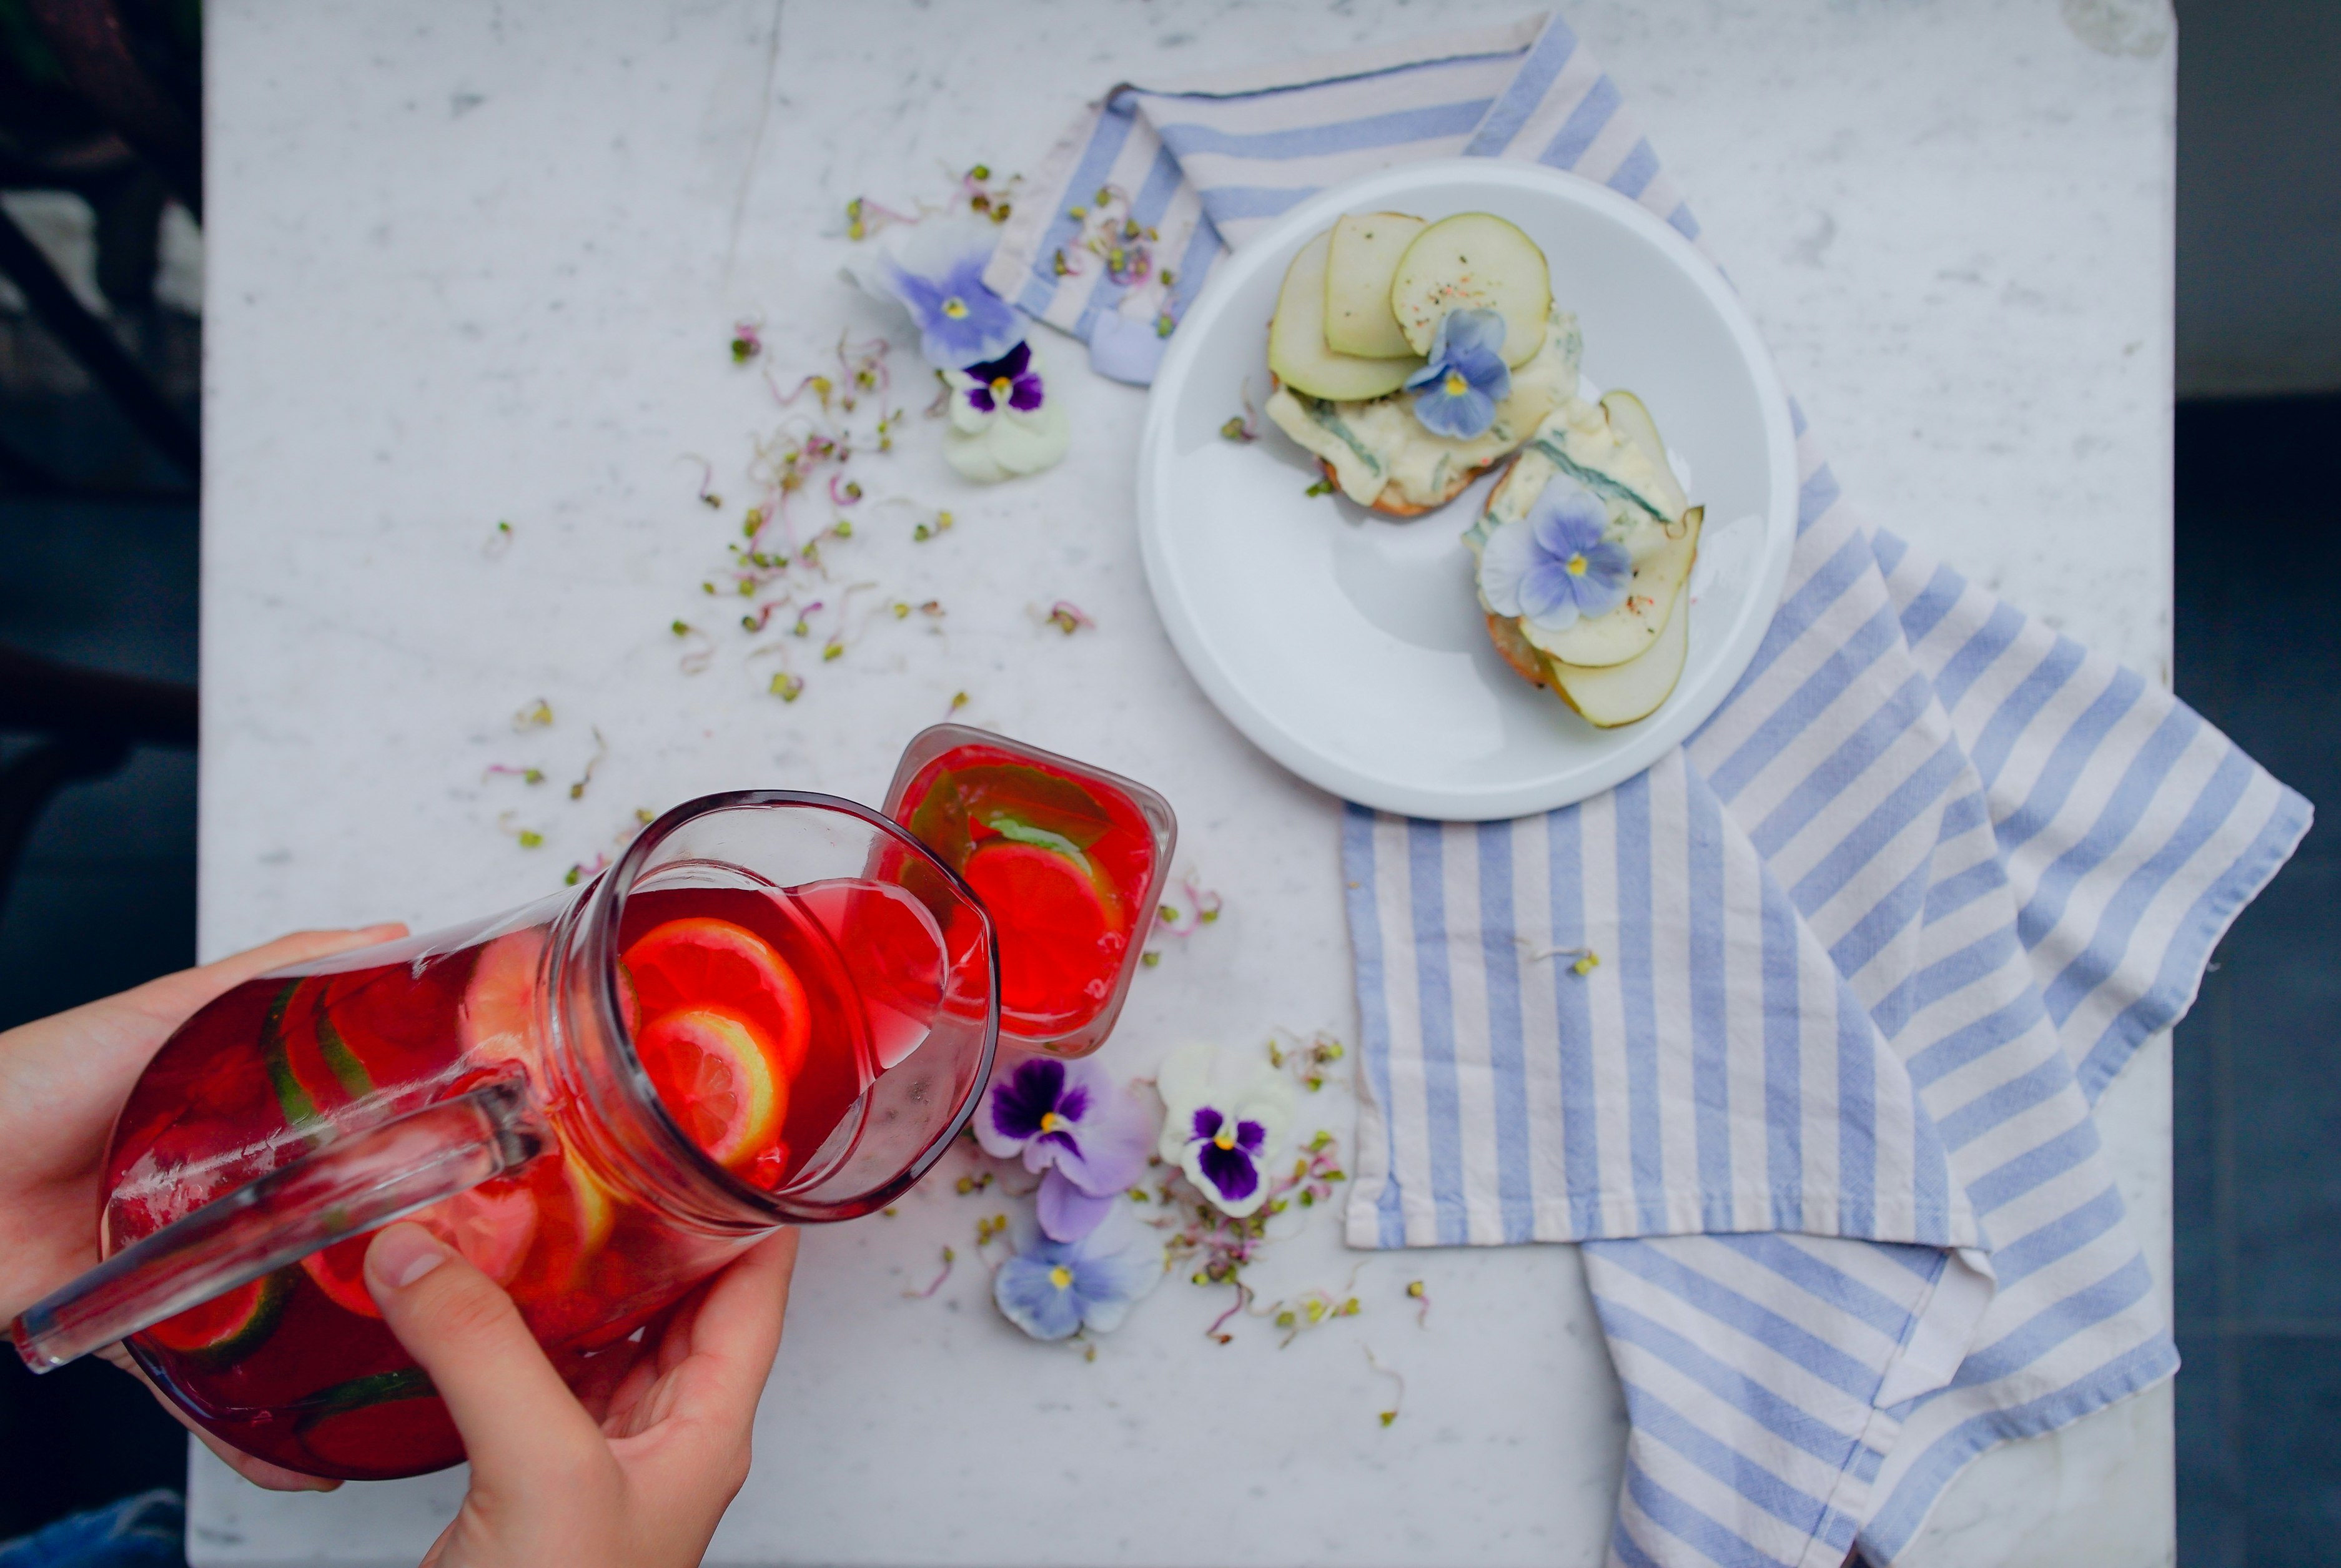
[1259,212,1579,518]
[1468,392,1704,728]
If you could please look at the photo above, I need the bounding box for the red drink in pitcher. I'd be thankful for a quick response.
[885,726,1175,1058]
[17,793,999,1480]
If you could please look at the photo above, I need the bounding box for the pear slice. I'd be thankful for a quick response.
[1521,507,1703,668]
[1597,391,1687,519]
[1268,230,1422,402]
[1324,212,1427,359]
[1549,579,1690,727]
[1390,213,1552,367]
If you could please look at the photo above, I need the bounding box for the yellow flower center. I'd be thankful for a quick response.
[1048,1265,1074,1289]
[1566,553,1589,576]
[1442,370,1469,397]
[991,376,1013,399]
[943,296,969,319]
[1039,1111,1066,1133]
[1214,1130,1236,1151]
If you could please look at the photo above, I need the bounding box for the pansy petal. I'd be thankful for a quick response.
[1476,516,1542,618]
[1195,1141,1261,1204]
[1518,559,1583,628]
[993,1245,1086,1340]
[1530,488,1608,558]
[976,1056,1062,1156]
[1439,307,1508,363]
[1049,1076,1154,1196]
[1036,1166,1118,1242]
[1069,1227,1164,1334]
[1007,372,1047,412]
[961,342,1031,383]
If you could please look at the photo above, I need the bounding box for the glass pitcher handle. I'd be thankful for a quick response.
[9,1074,548,1373]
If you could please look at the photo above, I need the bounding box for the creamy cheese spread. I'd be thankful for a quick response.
[1264,310,1583,508]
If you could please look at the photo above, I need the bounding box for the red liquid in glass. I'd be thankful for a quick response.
[892,743,1161,1043]
[102,877,938,1480]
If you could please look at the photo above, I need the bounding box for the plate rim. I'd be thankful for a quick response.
[1135,158,1799,822]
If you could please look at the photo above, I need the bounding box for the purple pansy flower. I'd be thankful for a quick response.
[1477,483,1633,633]
[992,1205,1162,1341]
[960,342,1045,415]
[976,1055,1152,1241]
[1154,1042,1295,1219]
[875,220,1025,370]
[1403,308,1513,440]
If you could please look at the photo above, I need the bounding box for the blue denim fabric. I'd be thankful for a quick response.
[0,1491,183,1568]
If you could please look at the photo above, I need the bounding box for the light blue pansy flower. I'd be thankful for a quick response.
[1403,308,1513,440]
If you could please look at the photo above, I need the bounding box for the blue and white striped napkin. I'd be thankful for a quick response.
[989,16,2312,1567]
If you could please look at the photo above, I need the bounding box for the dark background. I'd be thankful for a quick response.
[0,1,2334,1562]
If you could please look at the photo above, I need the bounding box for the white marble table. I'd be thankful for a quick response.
[186,2,2178,1564]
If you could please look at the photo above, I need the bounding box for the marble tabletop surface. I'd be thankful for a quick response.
[186,1,2179,1563]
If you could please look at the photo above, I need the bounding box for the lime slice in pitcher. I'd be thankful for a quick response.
[635,1006,788,1170]
[624,918,811,1078]
[144,1273,285,1363]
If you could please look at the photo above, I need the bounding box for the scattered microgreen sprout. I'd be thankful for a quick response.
[485,519,515,557]
[905,1246,956,1299]
[1041,599,1094,636]
[1305,478,1336,498]
[671,621,715,675]
[484,764,545,787]
[678,454,723,510]
[770,672,805,703]
[955,1170,994,1196]
[1220,381,1261,443]
[1267,1029,1347,1093]
[1366,1346,1405,1427]
[564,852,610,888]
[512,699,554,731]
[948,691,970,716]
[1056,184,1157,288]
[1406,1279,1431,1327]
[1265,1280,1362,1349]
[1519,937,1602,977]
[1146,874,1225,966]
[730,318,763,365]
[568,726,607,801]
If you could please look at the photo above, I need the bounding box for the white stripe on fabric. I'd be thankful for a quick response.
[992,12,2314,1566]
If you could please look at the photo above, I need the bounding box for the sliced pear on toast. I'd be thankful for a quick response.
[1390,212,1551,367]
[1549,578,1690,727]
[1597,390,1688,519]
[1324,212,1427,359]
[1269,230,1422,402]
[1521,506,1703,667]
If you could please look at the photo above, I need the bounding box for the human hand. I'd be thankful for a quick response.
[364,1222,799,1568]
[0,925,408,1491]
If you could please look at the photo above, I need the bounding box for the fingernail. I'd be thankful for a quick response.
[369,1225,447,1290]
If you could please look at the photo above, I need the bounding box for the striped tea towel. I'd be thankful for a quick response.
[987,14,2313,1567]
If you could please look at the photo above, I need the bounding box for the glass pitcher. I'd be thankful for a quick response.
[8,791,997,1481]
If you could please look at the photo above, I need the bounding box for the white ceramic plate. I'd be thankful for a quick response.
[1136,160,1798,821]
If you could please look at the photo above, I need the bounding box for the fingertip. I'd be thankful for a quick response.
[365,1223,451,1296]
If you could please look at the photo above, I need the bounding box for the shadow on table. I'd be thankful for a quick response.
[2171,393,2341,1568]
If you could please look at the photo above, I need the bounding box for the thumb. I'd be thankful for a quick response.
[365,1223,605,1488]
